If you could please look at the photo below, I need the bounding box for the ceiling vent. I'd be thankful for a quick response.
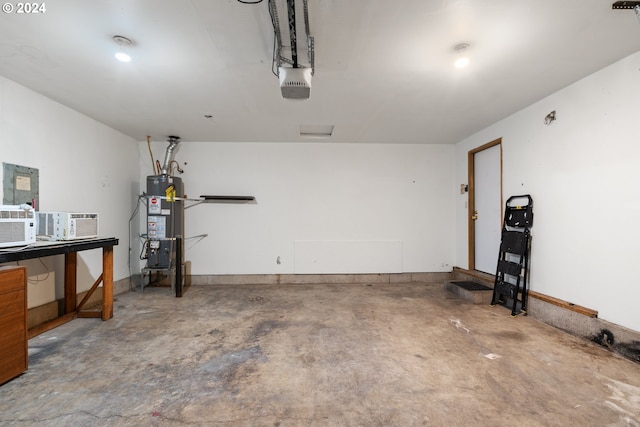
[279,67,312,100]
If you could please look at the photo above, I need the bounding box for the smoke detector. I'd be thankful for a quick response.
[279,67,312,100]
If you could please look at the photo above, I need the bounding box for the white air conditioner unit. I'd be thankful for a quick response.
[0,205,36,248]
[279,67,312,100]
[37,212,99,241]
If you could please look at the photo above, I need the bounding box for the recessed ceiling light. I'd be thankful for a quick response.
[453,43,470,69]
[454,57,470,68]
[113,35,133,62]
[115,51,131,62]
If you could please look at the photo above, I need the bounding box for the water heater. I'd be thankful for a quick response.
[146,175,183,269]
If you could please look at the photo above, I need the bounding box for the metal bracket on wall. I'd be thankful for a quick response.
[181,195,256,209]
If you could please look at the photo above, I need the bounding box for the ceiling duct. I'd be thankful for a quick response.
[269,0,314,99]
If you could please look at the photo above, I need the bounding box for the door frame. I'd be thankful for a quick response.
[468,137,503,272]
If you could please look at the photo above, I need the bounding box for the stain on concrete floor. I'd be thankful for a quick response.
[1,282,640,426]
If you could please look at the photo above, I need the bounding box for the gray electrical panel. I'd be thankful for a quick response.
[2,163,39,208]
[146,175,183,269]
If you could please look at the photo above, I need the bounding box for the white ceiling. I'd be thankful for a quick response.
[1,0,639,144]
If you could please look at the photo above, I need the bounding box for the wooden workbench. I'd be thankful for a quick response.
[0,237,119,338]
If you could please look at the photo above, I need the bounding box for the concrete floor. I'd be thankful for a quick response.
[1,282,639,426]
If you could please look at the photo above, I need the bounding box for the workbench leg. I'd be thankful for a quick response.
[102,246,114,320]
[64,252,77,314]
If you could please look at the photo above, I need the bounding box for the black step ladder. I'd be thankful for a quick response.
[491,195,533,316]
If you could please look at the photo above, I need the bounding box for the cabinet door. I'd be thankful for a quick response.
[0,266,27,385]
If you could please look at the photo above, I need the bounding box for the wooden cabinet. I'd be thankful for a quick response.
[0,266,28,385]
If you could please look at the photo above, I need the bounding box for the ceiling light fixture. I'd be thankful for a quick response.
[453,43,470,69]
[113,35,133,62]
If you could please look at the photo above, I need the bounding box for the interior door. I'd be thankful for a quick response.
[469,140,502,274]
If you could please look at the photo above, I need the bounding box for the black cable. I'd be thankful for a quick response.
[139,239,148,261]
[237,0,263,3]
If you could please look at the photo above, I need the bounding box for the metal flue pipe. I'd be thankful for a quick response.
[160,136,180,176]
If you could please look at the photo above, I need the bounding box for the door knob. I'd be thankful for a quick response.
[471,210,478,220]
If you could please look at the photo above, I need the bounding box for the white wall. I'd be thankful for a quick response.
[0,76,139,306]
[455,51,640,331]
[139,141,456,275]
[5,46,636,331]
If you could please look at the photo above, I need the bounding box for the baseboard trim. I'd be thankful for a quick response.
[188,272,452,286]
[528,290,598,318]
